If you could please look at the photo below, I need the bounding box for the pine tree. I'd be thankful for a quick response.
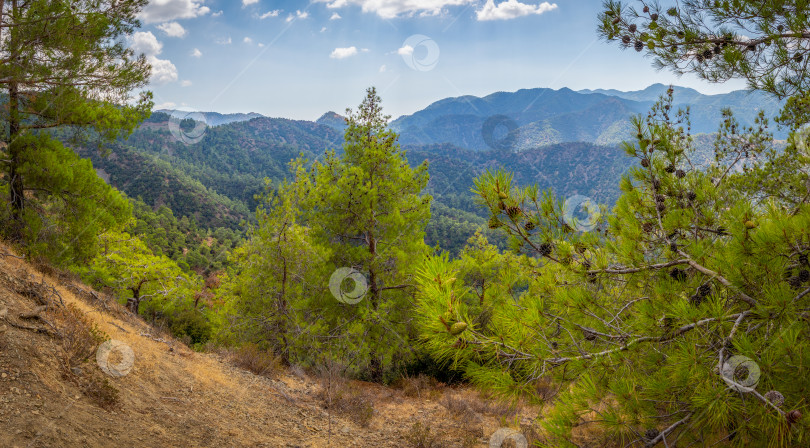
[598,0,810,101]
[0,0,152,263]
[414,91,809,446]
[225,178,330,363]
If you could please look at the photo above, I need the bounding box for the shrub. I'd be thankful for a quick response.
[230,343,283,378]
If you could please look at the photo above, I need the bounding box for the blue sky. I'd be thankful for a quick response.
[134,0,748,120]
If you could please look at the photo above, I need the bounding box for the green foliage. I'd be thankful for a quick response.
[0,0,151,264]
[128,198,241,275]
[599,0,810,99]
[0,133,132,265]
[223,88,432,380]
[81,230,199,316]
[414,92,810,446]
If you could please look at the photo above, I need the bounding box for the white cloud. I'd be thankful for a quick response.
[330,12,342,20]
[379,64,386,72]
[258,42,265,47]
[475,0,557,21]
[155,102,177,109]
[330,46,358,59]
[244,36,253,44]
[156,21,187,38]
[191,48,202,57]
[320,26,327,32]
[149,57,179,84]
[217,36,232,45]
[242,0,260,6]
[181,80,193,87]
[130,31,163,57]
[259,9,280,19]
[212,10,223,17]
[285,10,309,22]
[129,32,178,85]
[139,0,210,24]
[397,44,413,56]
[314,0,474,19]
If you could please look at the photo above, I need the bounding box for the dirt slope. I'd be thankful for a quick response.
[0,243,540,448]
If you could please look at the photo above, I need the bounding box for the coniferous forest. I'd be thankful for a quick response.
[1,1,809,447]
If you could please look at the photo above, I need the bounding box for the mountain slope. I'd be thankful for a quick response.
[0,242,541,447]
[391,85,784,150]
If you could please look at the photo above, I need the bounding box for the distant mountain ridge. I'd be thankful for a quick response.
[157,109,265,127]
[389,84,784,151]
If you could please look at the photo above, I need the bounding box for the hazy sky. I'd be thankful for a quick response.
[135,0,748,120]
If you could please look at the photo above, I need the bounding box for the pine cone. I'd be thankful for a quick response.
[764,390,785,407]
[665,164,675,173]
[787,410,802,425]
[669,242,678,252]
[629,23,638,33]
[652,178,661,191]
[488,216,502,229]
[622,35,631,44]
[703,49,713,60]
[642,222,654,233]
[689,294,703,306]
[506,205,521,218]
[799,269,810,283]
[747,43,756,52]
[657,202,666,212]
[686,191,697,201]
[524,221,536,231]
[787,276,803,289]
[644,428,659,441]
[635,40,644,52]
[675,169,686,178]
[669,268,686,281]
[650,13,658,21]
[799,253,808,266]
[642,5,649,13]
[538,242,553,257]
[655,194,666,203]
[641,157,650,167]
[583,329,597,341]
[698,283,711,297]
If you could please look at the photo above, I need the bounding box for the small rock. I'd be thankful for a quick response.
[2,373,7,379]
[340,426,351,434]
[31,410,39,415]
[71,367,83,377]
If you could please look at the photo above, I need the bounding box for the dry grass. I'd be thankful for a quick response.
[315,360,375,428]
[404,421,442,448]
[393,373,443,399]
[51,303,108,374]
[228,343,284,378]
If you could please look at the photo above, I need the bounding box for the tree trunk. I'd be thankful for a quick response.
[7,0,24,225]
[127,285,142,314]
